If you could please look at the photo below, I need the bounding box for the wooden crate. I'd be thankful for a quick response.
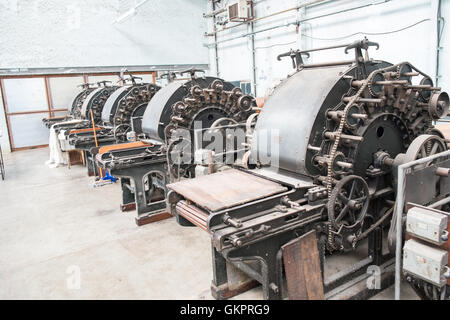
[67,150,85,169]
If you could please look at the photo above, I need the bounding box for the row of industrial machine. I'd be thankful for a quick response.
[43,39,450,300]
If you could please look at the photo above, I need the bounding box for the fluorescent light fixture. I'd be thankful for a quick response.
[113,0,150,24]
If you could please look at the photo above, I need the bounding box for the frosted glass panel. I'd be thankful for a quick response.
[49,76,84,110]
[52,111,68,118]
[3,78,48,112]
[9,113,50,148]
[88,75,120,85]
[135,74,154,84]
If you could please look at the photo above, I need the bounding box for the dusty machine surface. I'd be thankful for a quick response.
[50,81,119,140]
[42,83,96,129]
[67,78,160,148]
[65,76,160,177]
[167,39,450,299]
[54,82,119,148]
[94,70,257,225]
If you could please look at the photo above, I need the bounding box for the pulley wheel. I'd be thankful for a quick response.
[403,134,447,164]
[429,92,449,120]
[419,77,433,102]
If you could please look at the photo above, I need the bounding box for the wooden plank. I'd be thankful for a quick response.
[135,212,172,226]
[12,144,48,152]
[44,77,53,118]
[0,78,15,150]
[282,230,324,300]
[211,280,259,300]
[121,202,136,212]
[6,109,51,116]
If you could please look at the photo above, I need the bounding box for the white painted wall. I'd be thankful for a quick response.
[0,0,210,153]
[207,0,449,97]
[0,0,208,68]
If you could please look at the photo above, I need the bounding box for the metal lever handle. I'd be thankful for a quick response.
[77,82,95,88]
[118,75,143,85]
[223,213,242,228]
[159,72,177,80]
[179,68,206,78]
[344,37,379,54]
[277,49,310,69]
[97,80,112,86]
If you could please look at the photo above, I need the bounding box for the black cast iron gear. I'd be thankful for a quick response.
[113,83,160,127]
[164,79,256,178]
[165,80,255,143]
[327,175,369,231]
[367,71,385,97]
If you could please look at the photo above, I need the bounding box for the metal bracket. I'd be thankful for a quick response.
[277,49,310,70]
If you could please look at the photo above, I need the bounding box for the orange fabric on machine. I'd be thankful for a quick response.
[98,141,151,154]
[69,127,103,134]
[256,97,265,110]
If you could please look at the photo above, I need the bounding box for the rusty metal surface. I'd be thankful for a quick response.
[282,230,324,300]
[176,200,209,231]
[168,169,287,212]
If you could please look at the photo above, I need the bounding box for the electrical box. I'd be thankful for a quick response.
[406,206,448,245]
[228,0,249,22]
[403,239,449,287]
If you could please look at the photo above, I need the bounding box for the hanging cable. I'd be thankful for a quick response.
[255,40,297,50]
[300,18,431,41]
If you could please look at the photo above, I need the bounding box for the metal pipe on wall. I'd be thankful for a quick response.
[207,1,384,47]
[436,0,443,86]
[205,0,329,37]
[212,0,220,77]
[250,2,257,96]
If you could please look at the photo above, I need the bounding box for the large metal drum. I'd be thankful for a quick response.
[142,77,235,141]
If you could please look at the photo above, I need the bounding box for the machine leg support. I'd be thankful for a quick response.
[121,203,136,212]
[210,280,260,300]
[135,212,172,226]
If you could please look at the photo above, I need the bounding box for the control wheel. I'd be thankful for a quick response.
[114,124,131,141]
[328,175,369,230]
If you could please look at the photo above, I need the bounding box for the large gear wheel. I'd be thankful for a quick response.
[328,175,369,231]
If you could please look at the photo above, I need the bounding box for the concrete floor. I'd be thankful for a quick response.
[0,147,418,299]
